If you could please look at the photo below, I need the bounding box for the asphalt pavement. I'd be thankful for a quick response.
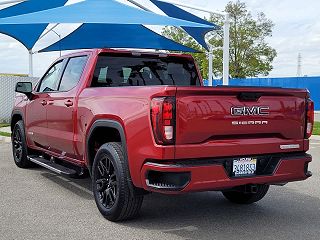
[0,141,319,240]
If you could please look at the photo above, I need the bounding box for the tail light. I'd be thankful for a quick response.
[151,97,175,145]
[305,99,314,138]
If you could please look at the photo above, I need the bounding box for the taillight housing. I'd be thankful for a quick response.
[151,97,175,145]
[305,98,314,139]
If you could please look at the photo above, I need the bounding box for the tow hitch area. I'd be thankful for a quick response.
[227,184,259,194]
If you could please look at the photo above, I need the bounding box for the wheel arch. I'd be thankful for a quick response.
[86,120,129,175]
[10,110,25,131]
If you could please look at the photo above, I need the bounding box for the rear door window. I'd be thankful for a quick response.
[59,56,88,92]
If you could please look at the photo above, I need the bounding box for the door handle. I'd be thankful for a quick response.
[40,100,47,106]
[64,100,73,107]
[47,100,54,105]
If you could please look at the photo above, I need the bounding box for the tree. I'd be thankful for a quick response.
[162,1,277,79]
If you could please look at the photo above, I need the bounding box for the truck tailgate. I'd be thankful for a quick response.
[175,86,308,158]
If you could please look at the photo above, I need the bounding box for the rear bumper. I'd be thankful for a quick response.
[140,153,312,193]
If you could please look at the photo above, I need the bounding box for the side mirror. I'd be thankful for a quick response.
[15,82,33,98]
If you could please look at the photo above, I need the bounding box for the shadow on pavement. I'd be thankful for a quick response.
[33,166,320,240]
[40,172,93,200]
[123,188,320,240]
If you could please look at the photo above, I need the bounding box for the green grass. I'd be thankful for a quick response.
[0,73,28,77]
[0,124,10,137]
[314,122,320,135]
[0,131,11,137]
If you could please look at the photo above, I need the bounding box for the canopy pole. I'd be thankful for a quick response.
[153,0,230,86]
[126,0,150,11]
[39,23,59,40]
[208,46,213,86]
[28,50,33,77]
[222,14,230,85]
[0,0,25,5]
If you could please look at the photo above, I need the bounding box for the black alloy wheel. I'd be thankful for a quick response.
[12,120,31,168]
[92,142,144,221]
[12,127,23,162]
[95,156,118,209]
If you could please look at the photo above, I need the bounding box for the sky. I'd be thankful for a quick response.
[0,0,319,77]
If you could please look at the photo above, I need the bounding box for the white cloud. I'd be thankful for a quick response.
[0,0,319,77]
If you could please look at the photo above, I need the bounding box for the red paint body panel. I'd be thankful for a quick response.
[12,49,313,193]
[46,90,76,159]
[175,87,307,145]
[77,86,177,185]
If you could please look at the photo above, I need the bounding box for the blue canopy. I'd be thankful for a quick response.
[0,0,213,28]
[150,0,220,50]
[40,24,198,53]
[0,0,67,49]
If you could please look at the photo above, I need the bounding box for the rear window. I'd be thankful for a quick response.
[91,54,200,87]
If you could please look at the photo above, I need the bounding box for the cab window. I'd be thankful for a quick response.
[91,54,200,87]
[38,61,63,92]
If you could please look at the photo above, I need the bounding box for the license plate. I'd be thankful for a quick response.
[232,157,257,177]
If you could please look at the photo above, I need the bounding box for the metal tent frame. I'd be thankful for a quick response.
[0,0,229,84]
[154,0,230,86]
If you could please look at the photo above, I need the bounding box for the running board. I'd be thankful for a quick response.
[28,156,77,177]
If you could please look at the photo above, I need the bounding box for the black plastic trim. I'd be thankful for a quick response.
[86,120,128,174]
[146,152,311,178]
[10,110,25,130]
[146,170,191,191]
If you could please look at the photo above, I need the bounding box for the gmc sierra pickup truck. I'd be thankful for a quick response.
[12,49,314,221]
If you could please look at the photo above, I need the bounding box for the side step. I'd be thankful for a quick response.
[28,156,77,177]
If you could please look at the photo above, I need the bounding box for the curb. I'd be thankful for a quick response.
[0,136,11,143]
[311,135,320,141]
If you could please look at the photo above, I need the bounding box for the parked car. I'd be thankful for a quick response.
[11,49,314,221]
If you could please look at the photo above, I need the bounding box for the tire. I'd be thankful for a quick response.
[92,142,144,221]
[12,120,32,168]
[222,184,269,204]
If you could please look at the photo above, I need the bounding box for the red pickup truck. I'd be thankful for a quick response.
[11,49,314,221]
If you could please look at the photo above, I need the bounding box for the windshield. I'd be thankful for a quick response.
[91,54,200,87]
